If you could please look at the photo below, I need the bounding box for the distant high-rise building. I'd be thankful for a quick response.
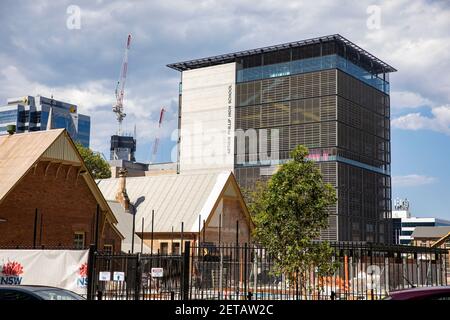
[168,34,396,243]
[392,198,450,245]
[110,135,136,162]
[0,95,90,147]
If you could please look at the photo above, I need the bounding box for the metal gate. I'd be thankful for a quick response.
[88,248,185,300]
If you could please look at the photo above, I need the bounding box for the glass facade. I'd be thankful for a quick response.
[237,54,389,94]
[78,115,91,148]
[0,109,19,123]
[0,95,91,147]
[234,67,392,243]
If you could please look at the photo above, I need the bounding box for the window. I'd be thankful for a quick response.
[172,242,180,255]
[445,241,450,249]
[103,244,113,254]
[0,289,36,301]
[33,289,83,300]
[160,242,169,255]
[352,221,360,241]
[73,232,85,249]
[0,110,18,123]
[18,110,30,123]
[366,223,375,242]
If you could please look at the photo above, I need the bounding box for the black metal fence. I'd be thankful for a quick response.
[89,242,448,300]
[90,252,184,300]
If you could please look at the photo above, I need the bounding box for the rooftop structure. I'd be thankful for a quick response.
[168,34,396,74]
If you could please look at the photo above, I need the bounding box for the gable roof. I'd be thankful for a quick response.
[0,129,64,202]
[411,226,450,239]
[0,129,119,228]
[432,231,450,248]
[97,171,251,234]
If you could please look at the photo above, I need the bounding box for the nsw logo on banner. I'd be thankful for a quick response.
[0,260,24,285]
[77,263,88,287]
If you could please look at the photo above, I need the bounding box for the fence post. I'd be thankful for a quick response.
[369,244,374,300]
[135,253,141,300]
[181,241,191,300]
[244,243,248,300]
[33,209,38,249]
[384,254,390,297]
[87,244,96,300]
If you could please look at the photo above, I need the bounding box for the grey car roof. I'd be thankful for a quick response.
[0,285,66,291]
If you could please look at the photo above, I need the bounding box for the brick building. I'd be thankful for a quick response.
[411,226,450,248]
[97,170,253,254]
[0,129,123,251]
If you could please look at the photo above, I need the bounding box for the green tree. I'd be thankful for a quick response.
[75,142,111,179]
[248,145,338,297]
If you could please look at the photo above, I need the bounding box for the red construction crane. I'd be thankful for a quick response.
[151,107,166,163]
[112,34,132,135]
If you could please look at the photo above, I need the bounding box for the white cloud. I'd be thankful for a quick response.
[0,64,178,158]
[2,0,450,159]
[392,174,437,187]
[391,91,432,110]
[392,105,450,135]
[0,64,112,111]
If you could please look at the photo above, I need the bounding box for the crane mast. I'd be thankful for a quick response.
[113,34,132,135]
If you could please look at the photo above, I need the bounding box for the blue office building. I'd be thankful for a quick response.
[0,95,90,147]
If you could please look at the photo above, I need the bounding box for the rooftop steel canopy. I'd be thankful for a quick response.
[167,34,397,73]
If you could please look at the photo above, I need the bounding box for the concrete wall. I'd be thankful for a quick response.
[145,162,178,176]
[179,63,236,173]
[0,161,122,251]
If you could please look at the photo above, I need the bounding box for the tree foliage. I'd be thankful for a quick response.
[248,145,338,291]
[75,142,111,179]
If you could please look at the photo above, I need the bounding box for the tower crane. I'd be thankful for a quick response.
[112,34,132,135]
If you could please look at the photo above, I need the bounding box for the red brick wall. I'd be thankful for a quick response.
[0,161,121,251]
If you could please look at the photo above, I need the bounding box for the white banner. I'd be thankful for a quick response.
[0,250,89,295]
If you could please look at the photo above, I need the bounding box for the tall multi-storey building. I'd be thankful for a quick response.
[0,95,90,147]
[168,34,396,243]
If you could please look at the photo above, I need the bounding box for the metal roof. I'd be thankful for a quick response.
[97,171,234,234]
[107,200,152,253]
[411,226,450,239]
[167,34,396,73]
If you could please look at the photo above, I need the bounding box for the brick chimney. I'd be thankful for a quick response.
[116,168,130,211]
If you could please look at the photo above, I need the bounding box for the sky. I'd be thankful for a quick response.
[1,0,450,219]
